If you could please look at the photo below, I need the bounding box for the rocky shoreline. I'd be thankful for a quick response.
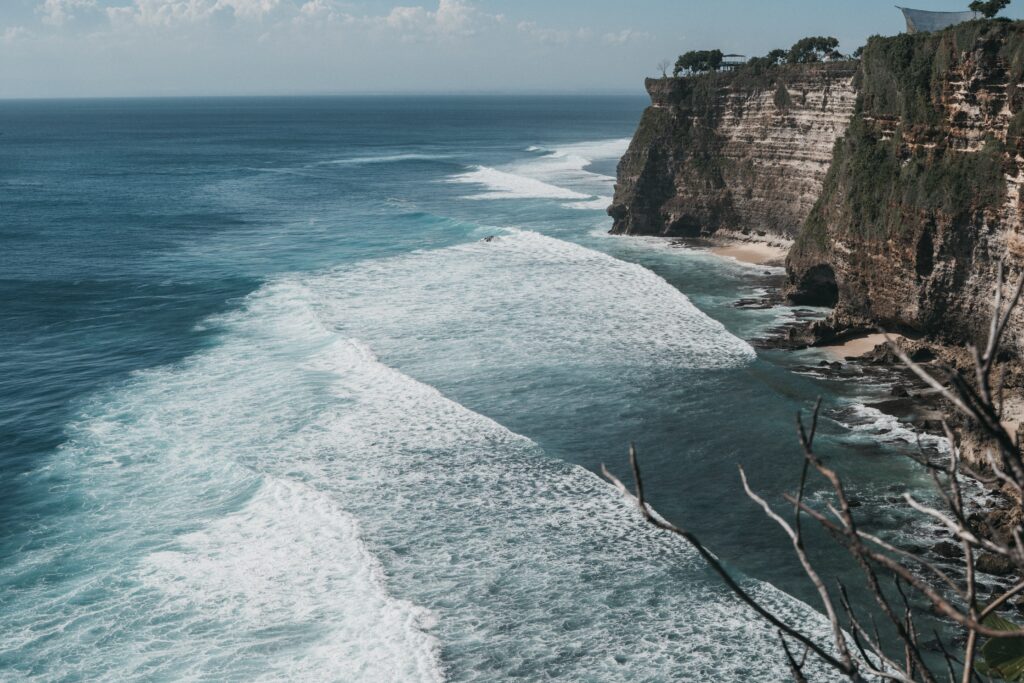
[605,16,1024,649]
[680,239,1023,592]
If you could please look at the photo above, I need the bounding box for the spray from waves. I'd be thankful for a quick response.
[450,137,629,208]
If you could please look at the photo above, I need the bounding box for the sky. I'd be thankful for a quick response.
[1,0,1023,98]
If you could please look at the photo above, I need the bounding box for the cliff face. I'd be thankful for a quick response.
[609,63,857,238]
[788,22,1024,344]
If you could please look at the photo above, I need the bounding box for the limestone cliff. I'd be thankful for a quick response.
[787,21,1024,344]
[608,63,857,238]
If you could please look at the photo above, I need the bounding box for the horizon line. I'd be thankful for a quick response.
[0,88,648,103]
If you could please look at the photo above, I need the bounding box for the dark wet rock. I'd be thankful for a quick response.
[870,397,916,415]
[910,347,936,363]
[932,541,962,559]
[977,553,1015,577]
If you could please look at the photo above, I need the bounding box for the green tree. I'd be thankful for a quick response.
[787,36,841,64]
[970,0,1011,18]
[673,49,724,76]
[745,49,787,75]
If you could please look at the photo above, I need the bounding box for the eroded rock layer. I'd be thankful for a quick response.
[608,63,857,238]
[787,21,1024,346]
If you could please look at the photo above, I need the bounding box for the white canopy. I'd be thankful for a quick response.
[898,6,980,34]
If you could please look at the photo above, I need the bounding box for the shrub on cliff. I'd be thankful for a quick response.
[673,49,723,76]
[788,36,842,64]
[746,49,789,75]
[970,0,1011,18]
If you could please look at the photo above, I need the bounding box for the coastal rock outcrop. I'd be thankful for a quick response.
[787,21,1024,348]
[608,63,857,238]
[611,22,1024,352]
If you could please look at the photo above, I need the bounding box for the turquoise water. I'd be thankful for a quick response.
[1,97,939,680]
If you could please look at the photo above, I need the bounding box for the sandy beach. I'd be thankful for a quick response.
[708,242,789,266]
[819,333,906,360]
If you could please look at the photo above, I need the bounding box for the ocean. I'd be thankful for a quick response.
[0,96,947,681]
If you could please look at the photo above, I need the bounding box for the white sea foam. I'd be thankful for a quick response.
[451,138,629,206]
[447,165,591,200]
[566,195,613,210]
[554,137,632,159]
[509,137,628,190]
[315,153,450,166]
[1,235,834,681]
[842,403,950,453]
[0,287,447,682]
[139,477,444,683]
[308,229,755,371]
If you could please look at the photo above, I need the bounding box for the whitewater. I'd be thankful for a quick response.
[0,96,937,681]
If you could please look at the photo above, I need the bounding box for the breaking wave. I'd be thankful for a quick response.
[314,153,451,166]
[447,165,591,200]
[0,232,835,681]
[450,138,629,207]
[307,229,756,371]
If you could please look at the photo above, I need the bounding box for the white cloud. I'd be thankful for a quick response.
[383,0,482,37]
[101,0,293,29]
[385,5,428,29]
[45,0,484,35]
[105,1,222,28]
[1,25,32,43]
[517,20,590,45]
[603,29,649,45]
[433,0,473,33]
[39,0,100,26]
[295,0,351,24]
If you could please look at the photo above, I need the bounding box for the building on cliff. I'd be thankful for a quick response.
[720,54,747,71]
[897,6,980,34]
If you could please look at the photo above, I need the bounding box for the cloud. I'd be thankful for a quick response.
[39,0,102,26]
[39,0,490,37]
[295,0,352,24]
[383,0,486,37]
[516,20,591,46]
[1,26,32,44]
[603,28,649,45]
[104,0,291,28]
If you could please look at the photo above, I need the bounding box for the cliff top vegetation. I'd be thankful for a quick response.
[670,36,849,79]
